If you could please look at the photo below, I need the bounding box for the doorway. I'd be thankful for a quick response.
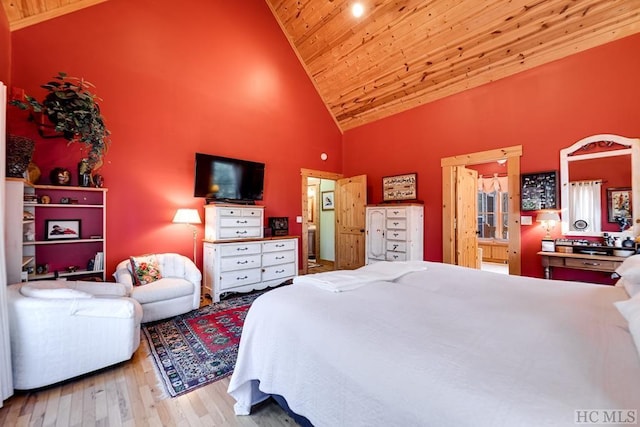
[468,161,511,274]
[300,169,343,274]
[441,145,523,275]
[300,169,368,274]
[306,177,336,272]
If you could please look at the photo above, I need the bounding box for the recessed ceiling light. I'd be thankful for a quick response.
[352,3,364,18]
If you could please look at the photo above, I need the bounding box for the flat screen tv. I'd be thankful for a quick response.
[194,153,265,204]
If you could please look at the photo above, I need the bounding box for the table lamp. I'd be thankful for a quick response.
[172,208,202,263]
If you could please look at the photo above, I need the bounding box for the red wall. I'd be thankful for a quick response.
[342,33,640,281]
[8,0,342,275]
[0,5,9,84]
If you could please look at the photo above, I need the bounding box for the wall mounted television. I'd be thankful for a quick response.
[194,153,265,204]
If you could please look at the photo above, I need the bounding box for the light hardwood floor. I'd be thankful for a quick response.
[0,315,297,426]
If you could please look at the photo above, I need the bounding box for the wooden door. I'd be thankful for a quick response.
[455,166,479,268]
[335,175,367,269]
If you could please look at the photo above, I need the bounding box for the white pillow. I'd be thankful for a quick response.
[20,282,93,299]
[615,293,640,358]
[615,255,640,297]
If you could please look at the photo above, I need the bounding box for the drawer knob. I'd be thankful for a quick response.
[583,262,600,266]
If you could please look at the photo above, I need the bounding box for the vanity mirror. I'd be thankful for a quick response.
[560,134,640,237]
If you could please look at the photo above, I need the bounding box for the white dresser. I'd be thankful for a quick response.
[204,204,264,240]
[365,203,424,264]
[203,204,298,302]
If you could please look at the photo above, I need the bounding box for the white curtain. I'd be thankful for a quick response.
[569,180,602,232]
[478,174,508,194]
[0,81,14,404]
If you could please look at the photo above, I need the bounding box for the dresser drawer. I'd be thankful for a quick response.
[242,208,263,218]
[262,263,296,282]
[220,268,262,290]
[564,257,618,272]
[220,217,262,228]
[218,207,243,217]
[386,208,406,219]
[263,250,295,267]
[220,254,261,271]
[219,242,261,257]
[386,219,406,230]
[263,239,296,252]
[386,252,407,261]
[386,229,407,241]
[386,241,407,253]
[218,227,262,239]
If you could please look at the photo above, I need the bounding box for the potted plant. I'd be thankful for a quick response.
[10,72,111,170]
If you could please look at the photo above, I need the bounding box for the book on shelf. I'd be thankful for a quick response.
[93,252,104,271]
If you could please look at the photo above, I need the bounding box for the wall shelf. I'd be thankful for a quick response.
[6,180,108,283]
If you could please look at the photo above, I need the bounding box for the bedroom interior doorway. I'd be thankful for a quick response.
[300,169,367,274]
[441,145,523,275]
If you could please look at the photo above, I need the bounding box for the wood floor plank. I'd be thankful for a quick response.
[1,298,296,427]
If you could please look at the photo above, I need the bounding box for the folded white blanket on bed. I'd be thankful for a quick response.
[293,260,428,292]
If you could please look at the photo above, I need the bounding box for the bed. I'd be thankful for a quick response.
[227,261,640,426]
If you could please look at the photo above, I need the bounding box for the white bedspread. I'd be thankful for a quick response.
[228,262,640,426]
[293,260,429,292]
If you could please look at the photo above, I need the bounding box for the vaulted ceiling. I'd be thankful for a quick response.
[3,0,640,131]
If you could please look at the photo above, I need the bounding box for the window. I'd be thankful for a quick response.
[478,189,509,239]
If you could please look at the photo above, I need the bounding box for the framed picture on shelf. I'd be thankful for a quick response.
[521,171,558,211]
[382,173,417,202]
[607,187,632,222]
[45,219,81,240]
[321,191,335,210]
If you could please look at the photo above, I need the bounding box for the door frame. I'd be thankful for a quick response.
[441,145,523,275]
[300,168,343,274]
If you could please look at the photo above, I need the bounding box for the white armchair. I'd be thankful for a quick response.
[7,281,143,390]
[113,253,201,323]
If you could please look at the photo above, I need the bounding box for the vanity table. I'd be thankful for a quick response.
[537,251,626,280]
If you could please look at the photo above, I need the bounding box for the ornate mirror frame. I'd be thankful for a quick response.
[560,134,640,237]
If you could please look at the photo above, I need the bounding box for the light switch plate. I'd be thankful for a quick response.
[521,216,533,225]
[296,216,303,223]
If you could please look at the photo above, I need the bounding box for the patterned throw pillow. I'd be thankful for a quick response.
[129,254,162,286]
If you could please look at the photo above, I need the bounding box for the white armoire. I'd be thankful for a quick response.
[365,203,424,264]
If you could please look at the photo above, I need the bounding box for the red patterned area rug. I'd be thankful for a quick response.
[142,290,266,397]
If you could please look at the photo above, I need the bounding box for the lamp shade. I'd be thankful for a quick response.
[536,211,560,222]
[172,208,202,225]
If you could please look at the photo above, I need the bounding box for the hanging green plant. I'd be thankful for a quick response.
[10,72,111,170]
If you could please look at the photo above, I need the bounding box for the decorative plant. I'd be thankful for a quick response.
[10,72,111,170]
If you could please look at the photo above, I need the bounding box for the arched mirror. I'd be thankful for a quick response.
[560,134,640,237]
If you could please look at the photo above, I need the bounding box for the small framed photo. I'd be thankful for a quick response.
[45,219,81,240]
[607,187,632,222]
[322,191,335,210]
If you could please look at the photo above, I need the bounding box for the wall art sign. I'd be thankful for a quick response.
[521,171,558,211]
[383,173,417,202]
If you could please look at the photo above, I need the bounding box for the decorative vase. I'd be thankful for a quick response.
[78,158,93,187]
[622,236,635,248]
[6,135,35,178]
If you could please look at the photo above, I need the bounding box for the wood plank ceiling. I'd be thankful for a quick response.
[3,1,640,131]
